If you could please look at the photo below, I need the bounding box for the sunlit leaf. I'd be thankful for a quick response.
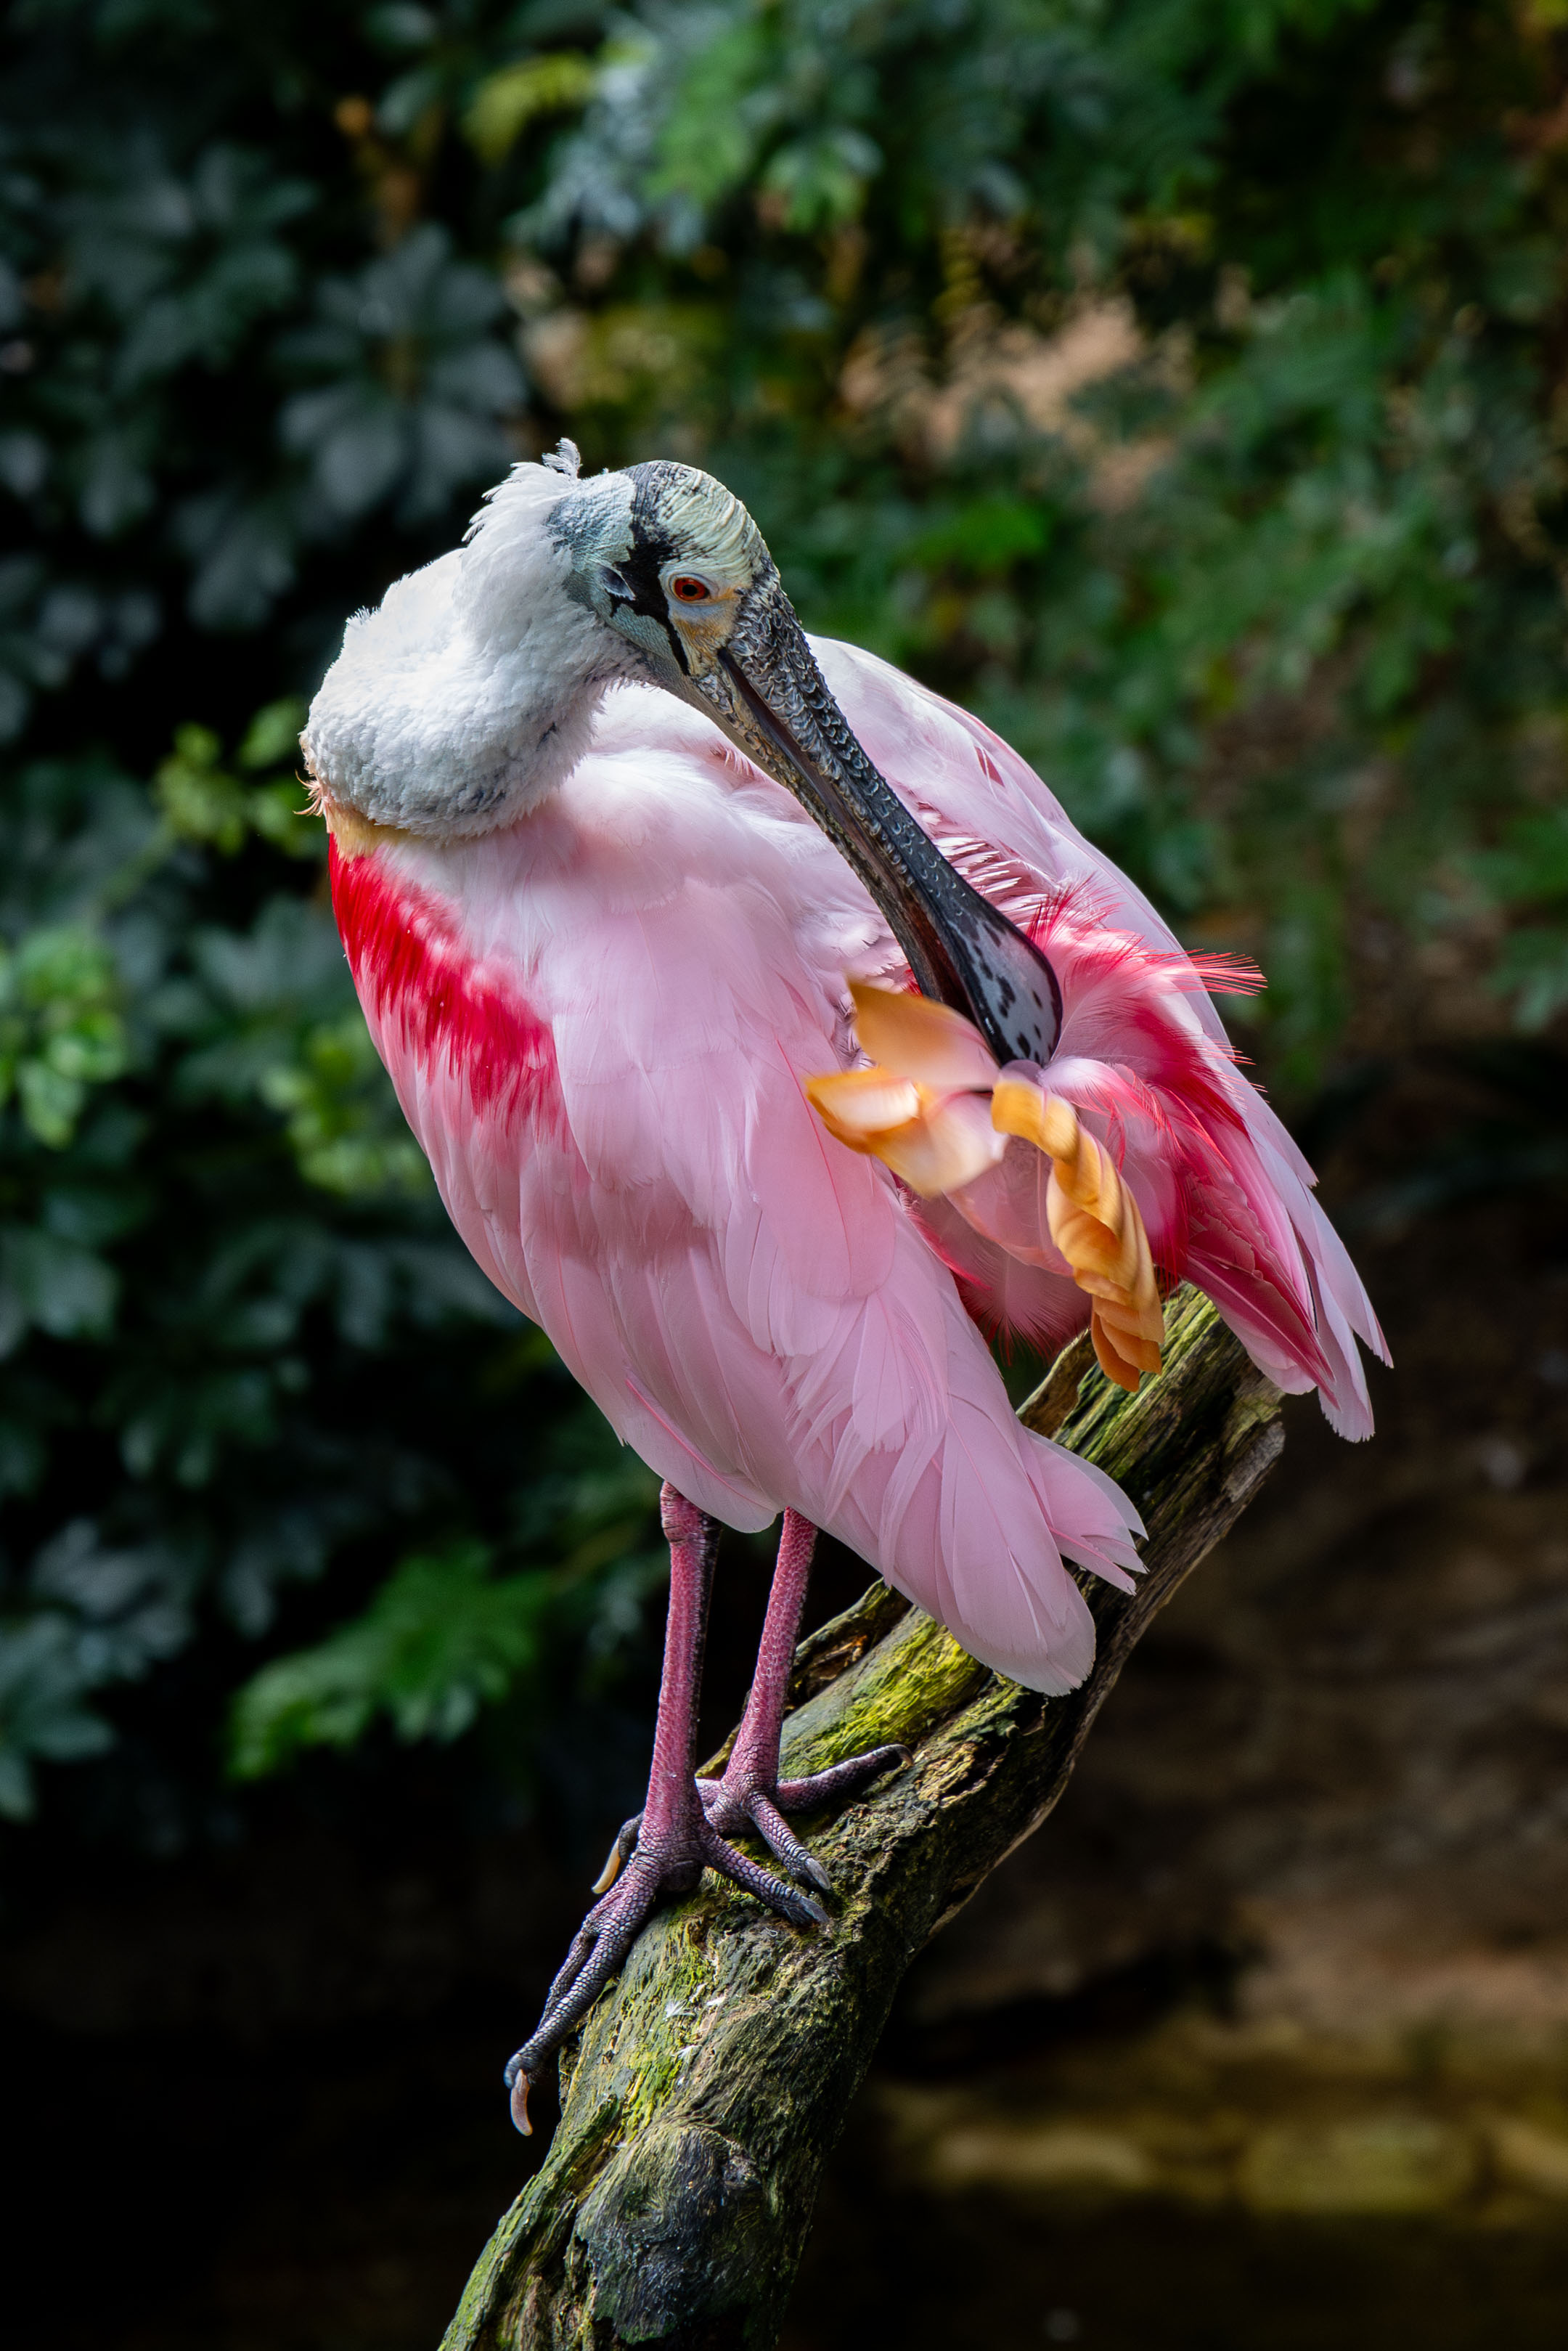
[464,52,597,163]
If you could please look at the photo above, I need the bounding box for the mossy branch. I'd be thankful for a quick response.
[441,1289,1283,2350]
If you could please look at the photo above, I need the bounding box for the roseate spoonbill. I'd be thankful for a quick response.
[303,444,1385,2130]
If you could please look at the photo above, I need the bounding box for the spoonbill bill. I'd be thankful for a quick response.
[303,444,1385,2129]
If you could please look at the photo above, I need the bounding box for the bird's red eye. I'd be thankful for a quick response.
[669,576,711,603]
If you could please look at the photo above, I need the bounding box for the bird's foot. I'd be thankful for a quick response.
[595,1742,910,1902]
[503,1798,828,2135]
[703,1744,912,1890]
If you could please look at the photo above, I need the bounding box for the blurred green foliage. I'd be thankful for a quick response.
[232,1454,664,1775]
[2,0,1567,1828]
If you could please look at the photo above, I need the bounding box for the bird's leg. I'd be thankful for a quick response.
[697,1509,910,1891]
[502,1483,827,2134]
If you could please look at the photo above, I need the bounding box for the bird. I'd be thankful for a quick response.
[302,441,1386,2132]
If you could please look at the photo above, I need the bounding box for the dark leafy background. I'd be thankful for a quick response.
[2,0,1567,2007]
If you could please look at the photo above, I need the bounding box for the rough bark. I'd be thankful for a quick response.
[441,1289,1283,2351]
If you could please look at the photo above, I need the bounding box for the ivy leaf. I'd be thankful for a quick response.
[229,1541,558,1772]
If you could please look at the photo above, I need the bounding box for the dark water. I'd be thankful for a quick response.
[793,2163,1568,2351]
[7,1997,1568,2351]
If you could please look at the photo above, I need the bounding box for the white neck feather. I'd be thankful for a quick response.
[302,460,637,839]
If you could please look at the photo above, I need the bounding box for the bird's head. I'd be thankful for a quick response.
[307,441,1061,1067]
[547,451,772,690]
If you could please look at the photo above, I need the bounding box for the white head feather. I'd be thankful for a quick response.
[302,446,644,837]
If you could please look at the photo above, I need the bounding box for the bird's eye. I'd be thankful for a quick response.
[669,576,711,603]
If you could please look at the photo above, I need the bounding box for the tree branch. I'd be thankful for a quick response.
[441,1289,1283,2351]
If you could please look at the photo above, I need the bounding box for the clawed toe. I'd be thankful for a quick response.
[592,1812,642,1894]
[775,1740,911,1815]
[504,1865,664,2130]
[504,1813,830,2132]
[699,1740,910,1891]
[745,1789,834,1892]
[699,1817,830,1926]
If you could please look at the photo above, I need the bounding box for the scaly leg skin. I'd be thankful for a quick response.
[595,1511,910,1901]
[701,1509,909,1887]
[502,1485,828,2135]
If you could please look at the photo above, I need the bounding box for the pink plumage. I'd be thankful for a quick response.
[326,635,1383,1708]
[329,672,1148,1697]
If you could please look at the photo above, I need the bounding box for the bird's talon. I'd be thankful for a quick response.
[801,1851,834,1896]
[504,2048,535,2135]
[592,1813,642,1894]
[508,2066,534,2136]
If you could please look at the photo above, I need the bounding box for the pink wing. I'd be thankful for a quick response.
[333,688,1142,1693]
[813,638,1389,1438]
